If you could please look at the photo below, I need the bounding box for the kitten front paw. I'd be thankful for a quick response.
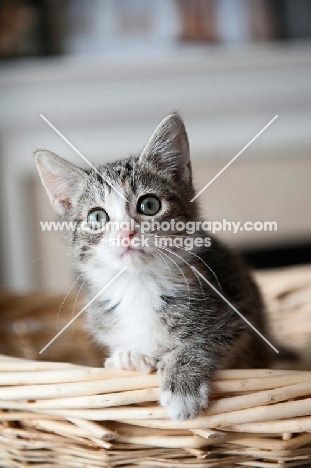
[104,350,156,374]
[160,382,209,421]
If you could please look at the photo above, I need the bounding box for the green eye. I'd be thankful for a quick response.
[87,209,109,230]
[138,196,161,216]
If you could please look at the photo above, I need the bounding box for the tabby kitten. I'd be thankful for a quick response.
[35,114,272,420]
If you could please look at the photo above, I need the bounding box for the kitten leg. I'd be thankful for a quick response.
[105,349,156,374]
[158,345,216,421]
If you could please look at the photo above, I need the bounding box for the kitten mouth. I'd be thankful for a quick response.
[120,246,145,258]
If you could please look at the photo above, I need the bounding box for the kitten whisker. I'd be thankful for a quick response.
[27,248,69,270]
[152,241,205,302]
[155,244,205,304]
[71,278,87,335]
[153,246,191,306]
[145,232,223,294]
[150,247,173,284]
[171,248,207,303]
[57,272,84,332]
[166,242,223,295]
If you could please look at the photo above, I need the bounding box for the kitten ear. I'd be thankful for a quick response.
[139,113,191,182]
[34,150,87,215]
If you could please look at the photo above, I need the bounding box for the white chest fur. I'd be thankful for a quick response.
[88,266,173,356]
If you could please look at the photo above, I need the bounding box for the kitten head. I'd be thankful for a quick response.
[35,113,198,274]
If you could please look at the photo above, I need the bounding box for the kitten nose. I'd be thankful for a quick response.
[117,229,136,240]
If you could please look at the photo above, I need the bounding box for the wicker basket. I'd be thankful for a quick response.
[0,265,311,467]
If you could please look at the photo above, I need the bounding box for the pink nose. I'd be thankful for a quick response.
[117,230,136,240]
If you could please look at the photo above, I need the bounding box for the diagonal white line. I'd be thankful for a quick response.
[191,266,279,353]
[40,114,128,202]
[190,115,278,202]
[39,266,128,354]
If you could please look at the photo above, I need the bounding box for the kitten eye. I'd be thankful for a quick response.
[87,209,109,230]
[138,196,161,216]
